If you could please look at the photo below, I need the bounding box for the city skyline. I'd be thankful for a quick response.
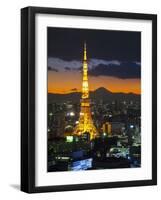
[48,27,141,94]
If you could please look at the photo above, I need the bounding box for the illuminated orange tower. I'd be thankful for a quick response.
[75,42,98,140]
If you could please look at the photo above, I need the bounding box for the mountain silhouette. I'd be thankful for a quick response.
[95,87,112,94]
[48,87,140,104]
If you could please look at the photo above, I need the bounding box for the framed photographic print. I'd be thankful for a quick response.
[21,6,157,193]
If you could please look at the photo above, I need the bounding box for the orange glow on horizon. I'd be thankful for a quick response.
[48,71,141,95]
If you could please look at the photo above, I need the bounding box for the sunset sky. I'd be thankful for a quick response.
[47,27,141,94]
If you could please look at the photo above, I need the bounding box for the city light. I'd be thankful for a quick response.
[67,112,75,117]
[70,112,75,116]
[66,136,74,142]
[71,158,93,171]
[49,112,53,116]
[103,132,107,136]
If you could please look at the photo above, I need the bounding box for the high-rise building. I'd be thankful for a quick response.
[102,122,112,135]
[74,42,98,140]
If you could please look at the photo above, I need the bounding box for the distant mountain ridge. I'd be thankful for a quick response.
[48,87,140,103]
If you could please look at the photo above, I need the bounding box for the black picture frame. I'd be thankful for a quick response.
[21,6,157,193]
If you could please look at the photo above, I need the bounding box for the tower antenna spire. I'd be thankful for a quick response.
[84,41,86,49]
[84,41,87,61]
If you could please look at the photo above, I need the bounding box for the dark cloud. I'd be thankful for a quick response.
[48,66,59,72]
[48,57,140,79]
[48,57,81,72]
[88,62,141,79]
[65,67,71,71]
[70,88,78,92]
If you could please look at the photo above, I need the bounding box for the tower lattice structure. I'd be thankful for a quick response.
[74,42,98,140]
